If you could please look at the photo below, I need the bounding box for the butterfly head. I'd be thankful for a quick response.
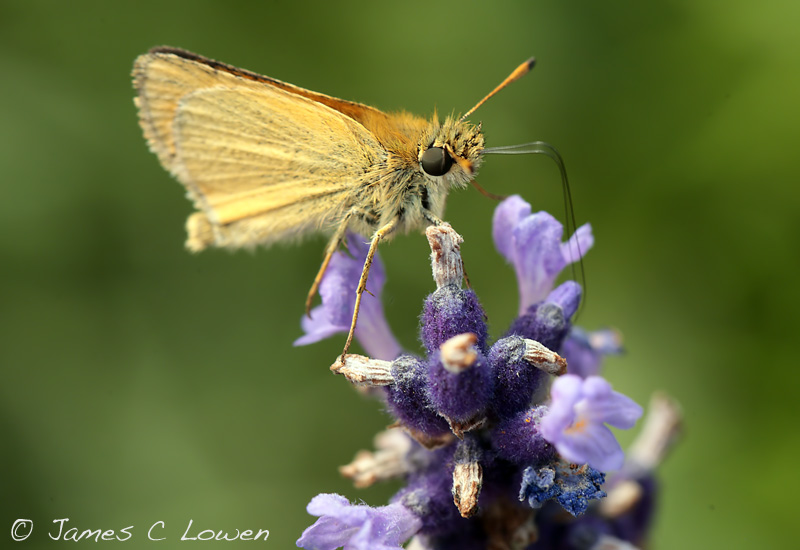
[415,56,536,190]
[418,116,484,189]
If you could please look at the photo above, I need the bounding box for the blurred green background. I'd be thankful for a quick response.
[2,0,798,548]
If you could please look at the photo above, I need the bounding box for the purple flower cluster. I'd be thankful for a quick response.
[295,196,678,550]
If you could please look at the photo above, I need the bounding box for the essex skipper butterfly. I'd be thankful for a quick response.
[132,47,556,361]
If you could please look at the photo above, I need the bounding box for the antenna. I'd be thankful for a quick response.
[460,57,536,122]
[484,141,587,317]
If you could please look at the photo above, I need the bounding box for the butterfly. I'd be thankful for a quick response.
[133,47,556,360]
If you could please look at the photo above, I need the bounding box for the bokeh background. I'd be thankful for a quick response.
[2,1,798,548]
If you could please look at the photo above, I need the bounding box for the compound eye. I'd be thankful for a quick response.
[420,147,454,176]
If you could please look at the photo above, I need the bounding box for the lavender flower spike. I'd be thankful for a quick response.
[295,199,672,547]
[541,375,643,471]
[297,493,422,550]
[294,233,402,360]
[493,195,593,315]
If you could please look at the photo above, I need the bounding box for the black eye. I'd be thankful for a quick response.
[420,147,453,176]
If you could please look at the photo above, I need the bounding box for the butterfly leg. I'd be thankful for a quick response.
[305,221,350,317]
[338,218,399,361]
[423,210,445,226]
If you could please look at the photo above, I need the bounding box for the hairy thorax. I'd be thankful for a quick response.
[342,115,485,237]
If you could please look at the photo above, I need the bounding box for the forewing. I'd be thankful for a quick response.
[133,50,384,249]
[173,86,381,226]
[133,50,260,172]
[133,48,425,162]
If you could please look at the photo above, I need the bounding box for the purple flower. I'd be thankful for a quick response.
[427,334,493,422]
[387,355,451,437]
[505,281,580,347]
[493,195,593,315]
[490,406,555,465]
[296,493,421,550]
[294,233,401,360]
[562,327,624,378]
[519,461,606,517]
[420,287,488,355]
[540,375,643,471]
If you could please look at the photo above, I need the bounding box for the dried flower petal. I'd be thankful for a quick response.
[426,224,464,289]
[451,438,483,518]
[340,430,415,488]
[331,354,394,386]
[522,338,567,376]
